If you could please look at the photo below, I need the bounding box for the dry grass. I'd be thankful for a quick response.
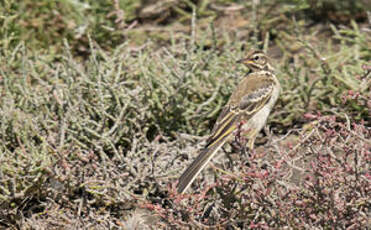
[0,0,370,229]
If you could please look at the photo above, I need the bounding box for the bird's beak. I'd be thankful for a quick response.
[237,58,253,65]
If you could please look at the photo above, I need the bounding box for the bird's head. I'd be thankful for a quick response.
[237,50,273,72]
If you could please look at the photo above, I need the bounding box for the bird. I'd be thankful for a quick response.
[177,50,280,193]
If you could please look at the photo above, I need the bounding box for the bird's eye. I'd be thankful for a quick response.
[253,56,260,61]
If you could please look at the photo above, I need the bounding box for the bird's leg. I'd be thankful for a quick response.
[233,121,249,156]
[240,139,249,158]
[247,137,255,152]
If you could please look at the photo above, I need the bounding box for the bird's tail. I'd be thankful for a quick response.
[176,134,230,194]
[177,110,240,193]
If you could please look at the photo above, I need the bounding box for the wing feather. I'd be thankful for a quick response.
[207,75,275,145]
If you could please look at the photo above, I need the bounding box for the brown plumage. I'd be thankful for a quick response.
[177,50,280,193]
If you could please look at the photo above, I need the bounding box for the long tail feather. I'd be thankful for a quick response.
[177,111,239,193]
[177,133,233,193]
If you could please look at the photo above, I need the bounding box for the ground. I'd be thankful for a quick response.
[0,0,370,229]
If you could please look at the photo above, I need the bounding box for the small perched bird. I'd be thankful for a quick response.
[177,50,280,193]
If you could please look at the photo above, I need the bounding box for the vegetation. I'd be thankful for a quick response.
[0,0,370,228]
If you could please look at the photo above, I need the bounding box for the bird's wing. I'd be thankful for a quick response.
[206,74,275,146]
